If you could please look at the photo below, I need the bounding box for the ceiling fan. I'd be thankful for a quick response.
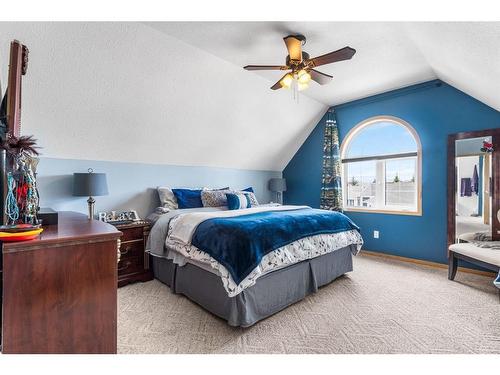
[244,34,356,92]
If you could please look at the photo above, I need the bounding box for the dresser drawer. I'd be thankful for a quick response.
[118,240,143,259]
[121,226,144,242]
[118,255,144,276]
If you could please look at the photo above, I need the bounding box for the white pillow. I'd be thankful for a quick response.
[242,191,259,207]
[157,187,178,210]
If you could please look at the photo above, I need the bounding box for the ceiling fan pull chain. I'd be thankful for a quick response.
[292,79,297,102]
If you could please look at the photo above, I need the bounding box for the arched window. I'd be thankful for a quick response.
[341,116,422,215]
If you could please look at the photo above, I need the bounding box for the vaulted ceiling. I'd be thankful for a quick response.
[147,22,500,111]
[0,22,326,171]
[0,22,498,173]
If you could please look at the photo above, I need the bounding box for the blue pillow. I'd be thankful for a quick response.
[226,193,251,210]
[242,187,254,193]
[172,189,203,209]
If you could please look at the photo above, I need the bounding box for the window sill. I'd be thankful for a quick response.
[343,207,422,216]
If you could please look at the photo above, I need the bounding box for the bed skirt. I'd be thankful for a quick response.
[151,245,355,327]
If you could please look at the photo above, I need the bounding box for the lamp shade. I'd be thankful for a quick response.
[269,178,287,192]
[73,172,109,197]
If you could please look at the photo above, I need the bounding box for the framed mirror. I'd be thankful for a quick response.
[447,128,500,251]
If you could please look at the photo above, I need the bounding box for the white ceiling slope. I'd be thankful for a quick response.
[1,22,498,173]
[147,22,500,111]
[405,23,500,111]
[0,22,326,171]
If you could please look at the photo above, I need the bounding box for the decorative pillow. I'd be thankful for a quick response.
[157,187,178,210]
[158,186,229,210]
[242,187,254,193]
[172,188,203,209]
[201,189,232,207]
[226,193,251,210]
[242,191,259,207]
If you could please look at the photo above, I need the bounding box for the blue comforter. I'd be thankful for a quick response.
[191,208,360,284]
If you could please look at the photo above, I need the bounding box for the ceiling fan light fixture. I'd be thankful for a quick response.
[297,69,312,84]
[244,34,355,94]
[280,73,294,88]
[297,81,309,91]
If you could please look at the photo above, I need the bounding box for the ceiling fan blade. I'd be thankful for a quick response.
[308,46,356,68]
[270,73,290,90]
[244,65,289,71]
[283,35,303,62]
[310,69,333,85]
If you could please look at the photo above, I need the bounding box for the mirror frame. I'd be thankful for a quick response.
[447,128,500,255]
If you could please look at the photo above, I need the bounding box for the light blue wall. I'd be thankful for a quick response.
[283,80,500,264]
[36,157,281,219]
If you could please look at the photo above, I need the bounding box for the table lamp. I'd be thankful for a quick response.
[269,178,287,205]
[73,168,108,219]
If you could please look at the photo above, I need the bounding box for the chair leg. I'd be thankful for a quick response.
[448,252,458,280]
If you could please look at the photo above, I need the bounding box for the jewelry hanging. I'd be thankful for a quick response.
[14,152,39,224]
[1,134,40,225]
[5,172,19,225]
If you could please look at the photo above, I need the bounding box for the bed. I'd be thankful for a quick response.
[146,204,363,327]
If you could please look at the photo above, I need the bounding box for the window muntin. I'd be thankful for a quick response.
[341,117,421,215]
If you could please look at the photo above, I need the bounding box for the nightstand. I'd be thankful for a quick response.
[114,221,153,287]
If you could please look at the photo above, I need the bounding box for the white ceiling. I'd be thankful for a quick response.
[1,22,498,174]
[0,22,325,171]
[146,22,500,110]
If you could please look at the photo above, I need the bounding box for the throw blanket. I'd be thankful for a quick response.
[472,232,500,250]
[472,232,500,289]
[170,206,360,285]
[168,205,309,244]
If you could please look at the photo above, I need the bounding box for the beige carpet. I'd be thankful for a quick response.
[118,254,500,354]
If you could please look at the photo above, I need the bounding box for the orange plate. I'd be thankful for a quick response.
[0,228,43,242]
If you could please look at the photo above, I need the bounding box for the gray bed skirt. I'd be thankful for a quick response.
[151,245,355,327]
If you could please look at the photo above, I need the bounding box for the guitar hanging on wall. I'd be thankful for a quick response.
[0,40,29,140]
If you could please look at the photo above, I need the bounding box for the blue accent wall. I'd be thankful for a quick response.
[283,80,500,264]
[36,157,280,219]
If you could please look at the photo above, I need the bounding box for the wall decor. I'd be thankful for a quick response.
[0,40,33,227]
[481,139,494,153]
[1,135,40,225]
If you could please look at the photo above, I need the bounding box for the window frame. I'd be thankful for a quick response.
[340,116,422,216]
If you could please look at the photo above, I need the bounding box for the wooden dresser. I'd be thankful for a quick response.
[0,211,121,354]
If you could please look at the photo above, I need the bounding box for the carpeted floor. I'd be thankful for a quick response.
[118,253,500,354]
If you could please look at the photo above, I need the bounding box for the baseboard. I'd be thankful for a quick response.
[360,250,497,278]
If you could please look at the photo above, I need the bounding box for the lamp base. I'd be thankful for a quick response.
[87,196,95,220]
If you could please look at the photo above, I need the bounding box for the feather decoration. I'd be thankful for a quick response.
[0,135,40,156]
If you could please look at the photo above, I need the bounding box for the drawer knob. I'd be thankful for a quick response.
[118,260,130,272]
[120,246,130,255]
